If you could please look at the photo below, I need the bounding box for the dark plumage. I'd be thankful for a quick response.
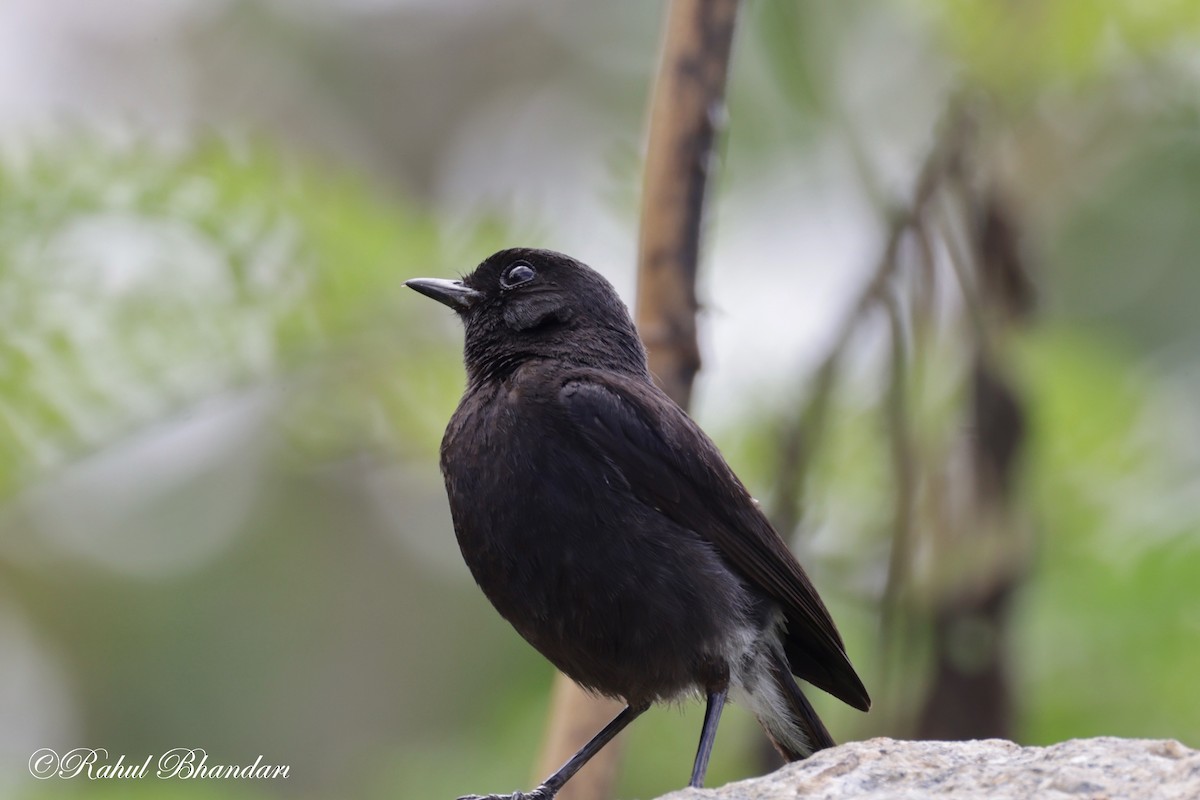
[407,248,869,800]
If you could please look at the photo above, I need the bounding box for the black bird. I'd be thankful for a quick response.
[407,248,869,800]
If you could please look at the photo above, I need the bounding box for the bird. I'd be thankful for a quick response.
[406,248,869,800]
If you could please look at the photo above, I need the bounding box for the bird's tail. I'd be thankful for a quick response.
[752,651,836,761]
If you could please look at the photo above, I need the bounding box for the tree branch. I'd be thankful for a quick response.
[534,2,742,798]
[635,0,741,408]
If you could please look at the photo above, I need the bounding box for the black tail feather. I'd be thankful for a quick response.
[760,652,836,761]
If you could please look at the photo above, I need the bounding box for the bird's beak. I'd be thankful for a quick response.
[405,278,483,310]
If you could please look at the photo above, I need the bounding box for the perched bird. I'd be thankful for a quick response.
[407,248,869,800]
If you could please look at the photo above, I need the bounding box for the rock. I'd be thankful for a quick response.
[657,737,1200,800]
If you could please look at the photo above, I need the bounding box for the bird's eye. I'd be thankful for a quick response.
[500,262,536,289]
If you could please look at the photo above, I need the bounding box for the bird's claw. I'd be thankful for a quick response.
[457,789,551,800]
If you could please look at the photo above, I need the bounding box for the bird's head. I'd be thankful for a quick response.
[406,248,648,384]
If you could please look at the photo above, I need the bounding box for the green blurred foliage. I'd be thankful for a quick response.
[1048,129,1200,354]
[918,0,1200,98]
[1017,329,1200,743]
[22,784,267,800]
[0,137,510,798]
[0,136,482,494]
[713,323,1200,750]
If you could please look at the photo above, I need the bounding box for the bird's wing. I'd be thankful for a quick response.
[557,372,870,711]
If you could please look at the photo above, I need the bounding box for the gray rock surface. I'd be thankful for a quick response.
[658,737,1199,800]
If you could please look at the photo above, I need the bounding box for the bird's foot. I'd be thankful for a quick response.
[456,788,552,800]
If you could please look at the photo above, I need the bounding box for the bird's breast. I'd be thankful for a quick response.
[439,384,759,702]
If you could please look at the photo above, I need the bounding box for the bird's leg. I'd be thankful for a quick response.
[457,701,649,800]
[689,687,728,788]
